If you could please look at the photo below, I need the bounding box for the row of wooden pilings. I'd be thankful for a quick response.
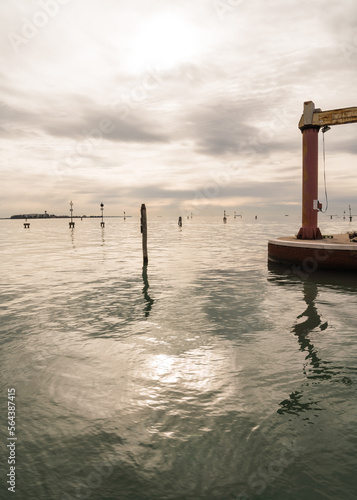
[21,203,261,267]
[141,206,249,265]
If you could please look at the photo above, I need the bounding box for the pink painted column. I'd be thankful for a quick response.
[297,126,322,240]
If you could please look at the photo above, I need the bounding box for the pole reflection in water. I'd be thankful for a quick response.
[142,265,154,317]
[292,281,329,377]
[70,227,75,249]
[278,280,329,416]
[267,266,340,417]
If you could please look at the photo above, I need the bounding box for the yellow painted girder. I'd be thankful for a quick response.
[298,101,357,129]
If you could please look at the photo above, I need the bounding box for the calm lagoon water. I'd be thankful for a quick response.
[1,215,357,500]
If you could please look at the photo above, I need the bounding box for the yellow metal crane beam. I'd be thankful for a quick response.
[299,101,357,129]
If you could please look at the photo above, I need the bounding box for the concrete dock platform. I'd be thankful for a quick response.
[268,234,357,271]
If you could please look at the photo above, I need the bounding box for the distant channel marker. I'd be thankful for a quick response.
[100,203,105,227]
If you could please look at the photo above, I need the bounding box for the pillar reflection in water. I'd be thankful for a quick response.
[278,280,328,416]
[267,266,334,417]
[142,265,154,318]
[292,281,328,374]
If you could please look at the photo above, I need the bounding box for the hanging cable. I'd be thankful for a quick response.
[321,126,330,213]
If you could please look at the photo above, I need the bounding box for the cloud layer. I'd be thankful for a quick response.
[0,0,356,217]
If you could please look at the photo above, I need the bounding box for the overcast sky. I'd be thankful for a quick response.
[1,0,356,217]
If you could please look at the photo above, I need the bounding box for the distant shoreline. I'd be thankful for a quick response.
[1,215,132,220]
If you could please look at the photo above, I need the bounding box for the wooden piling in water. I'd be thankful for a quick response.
[69,201,75,228]
[100,203,105,227]
[141,204,148,265]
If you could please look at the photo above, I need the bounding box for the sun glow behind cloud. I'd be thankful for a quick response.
[126,12,201,73]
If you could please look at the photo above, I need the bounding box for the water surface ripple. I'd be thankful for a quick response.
[1,216,357,500]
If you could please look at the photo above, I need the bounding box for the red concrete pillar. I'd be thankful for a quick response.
[297,126,322,239]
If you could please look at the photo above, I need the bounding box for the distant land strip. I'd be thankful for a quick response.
[7,214,131,219]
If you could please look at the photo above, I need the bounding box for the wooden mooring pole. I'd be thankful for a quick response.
[69,201,75,228]
[141,204,148,265]
[100,203,105,227]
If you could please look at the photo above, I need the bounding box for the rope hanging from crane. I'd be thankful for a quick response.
[320,125,330,213]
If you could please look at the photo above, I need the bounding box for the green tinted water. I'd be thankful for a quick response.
[1,216,357,500]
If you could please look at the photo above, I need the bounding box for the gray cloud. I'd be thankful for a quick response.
[0,93,169,143]
[184,98,299,157]
[97,181,300,204]
[44,109,169,144]
[188,104,257,156]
